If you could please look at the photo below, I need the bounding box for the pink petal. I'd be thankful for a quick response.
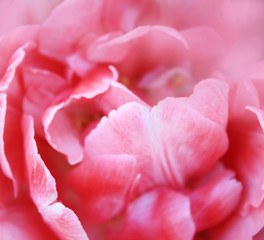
[39,0,103,60]
[0,25,38,79]
[22,115,88,240]
[87,25,187,64]
[0,205,60,240]
[0,0,61,35]
[42,66,116,165]
[180,27,224,61]
[117,188,195,240]
[68,154,137,224]
[0,41,35,92]
[210,201,264,240]
[22,114,57,207]
[40,202,89,240]
[85,79,228,193]
[0,93,13,182]
[186,79,229,127]
[22,67,68,136]
[0,42,35,194]
[101,0,145,32]
[226,118,264,212]
[188,168,242,232]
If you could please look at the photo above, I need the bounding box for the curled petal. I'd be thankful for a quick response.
[23,115,88,240]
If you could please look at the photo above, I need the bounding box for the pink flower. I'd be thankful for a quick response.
[1,0,264,240]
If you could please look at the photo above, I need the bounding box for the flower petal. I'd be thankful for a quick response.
[85,79,228,192]
[117,188,195,240]
[88,25,187,64]
[39,0,102,60]
[68,154,137,224]
[188,168,242,232]
[22,114,88,240]
[0,205,60,240]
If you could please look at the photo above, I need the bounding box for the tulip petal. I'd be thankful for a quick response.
[188,168,242,232]
[85,80,228,192]
[23,115,88,240]
[117,188,195,240]
[0,93,13,182]
[0,205,60,240]
[68,154,137,224]
[39,0,102,60]
[42,66,116,165]
[210,201,264,240]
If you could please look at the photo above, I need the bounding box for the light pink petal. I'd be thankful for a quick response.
[117,188,195,240]
[188,169,242,232]
[186,79,229,127]
[0,41,35,92]
[85,79,228,192]
[0,0,61,35]
[101,0,145,32]
[22,67,68,136]
[68,154,137,224]
[0,205,60,240]
[40,202,88,240]
[181,27,225,61]
[87,25,187,64]
[84,102,154,193]
[96,81,149,113]
[247,107,264,133]
[42,66,116,165]
[0,25,39,79]
[39,0,103,60]
[22,114,88,240]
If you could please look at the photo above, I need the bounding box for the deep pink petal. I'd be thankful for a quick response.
[188,168,242,232]
[0,205,60,240]
[117,188,195,240]
[0,93,13,182]
[68,154,137,224]
[23,114,57,207]
[226,118,264,212]
[0,43,35,194]
[22,115,88,240]
[39,0,103,60]
[210,201,264,240]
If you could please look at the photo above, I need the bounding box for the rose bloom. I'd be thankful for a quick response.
[1,0,264,239]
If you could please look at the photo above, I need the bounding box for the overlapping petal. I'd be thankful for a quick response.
[68,154,137,224]
[85,79,228,193]
[116,188,195,240]
[22,114,88,240]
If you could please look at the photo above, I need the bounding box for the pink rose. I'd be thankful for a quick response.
[1,0,264,240]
